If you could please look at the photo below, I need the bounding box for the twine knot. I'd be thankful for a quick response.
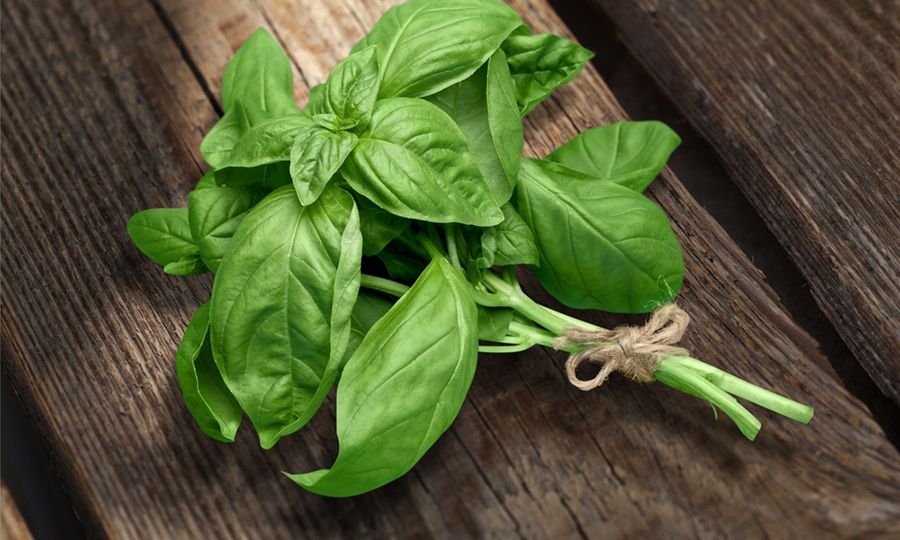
[553,303,691,391]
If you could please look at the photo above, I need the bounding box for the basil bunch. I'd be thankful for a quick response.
[128,0,813,498]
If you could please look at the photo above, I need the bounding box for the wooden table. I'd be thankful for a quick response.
[2,0,899,538]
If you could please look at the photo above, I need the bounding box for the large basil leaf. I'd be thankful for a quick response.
[220,28,299,116]
[350,0,523,99]
[188,185,270,273]
[515,158,684,313]
[544,121,682,192]
[356,195,410,257]
[501,33,594,116]
[127,208,208,275]
[426,49,521,206]
[175,302,243,442]
[290,128,358,205]
[342,98,503,226]
[286,254,478,496]
[493,202,539,266]
[210,185,362,449]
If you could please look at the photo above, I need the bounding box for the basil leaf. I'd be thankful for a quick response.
[200,96,277,169]
[545,121,682,192]
[188,185,270,273]
[493,202,539,267]
[128,208,203,270]
[426,49,522,206]
[356,195,410,257]
[321,46,379,131]
[343,291,394,367]
[516,158,684,313]
[502,32,594,116]
[221,28,299,116]
[163,254,209,276]
[342,97,503,226]
[286,254,478,497]
[194,170,218,190]
[477,305,514,342]
[376,244,428,283]
[175,302,243,442]
[210,184,362,448]
[350,0,523,99]
[290,127,358,205]
[307,83,325,104]
[220,116,317,170]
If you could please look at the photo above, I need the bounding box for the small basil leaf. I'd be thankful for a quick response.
[175,302,242,442]
[188,185,270,273]
[220,116,317,171]
[221,28,300,117]
[515,158,684,313]
[307,83,325,103]
[286,254,478,497]
[194,170,218,191]
[342,97,503,226]
[199,95,277,169]
[493,202,539,266]
[211,184,362,449]
[376,244,428,283]
[350,0,523,99]
[127,208,201,269]
[356,195,410,257]
[312,113,341,132]
[322,45,379,131]
[477,305,514,342]
[544,121,682,192]
[501,33,594,116]
[426,49,522,206]
[215,162,292,190]
[343,291,394,367]
[163,254,209,276]
[290,127,358,205]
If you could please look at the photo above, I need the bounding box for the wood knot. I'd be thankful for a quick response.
[553,303,691,391]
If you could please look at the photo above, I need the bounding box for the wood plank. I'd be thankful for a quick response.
[1,0,899,538]
[585,0,900,405]
[1,482,34,540]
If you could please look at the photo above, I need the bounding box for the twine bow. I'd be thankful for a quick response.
[553,303,691,391]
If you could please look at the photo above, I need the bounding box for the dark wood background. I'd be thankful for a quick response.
[2,0,899,538]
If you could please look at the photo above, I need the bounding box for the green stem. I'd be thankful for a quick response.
[481,272,601,334]
[360,274,410,298]
[445,224,462,272]
[659,356,814,424]
[479,342,536,354]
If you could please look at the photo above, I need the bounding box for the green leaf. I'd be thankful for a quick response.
[545,121,682,192]
[376,244,428,283]
[210,184,362,449]
[426,49,522,206]
[127,208,204,271]
[163,254,209,276]
[343,291,394,367]
[221,28,299,116]
[220,115,317,170]
[290,127,358,205]
[502,33,594,116]
[175,302,243,442]
[286,254,478,497]
[342,97,503,226]
[321,46,379,131]
[350,0,523,99]
[356,195,410,257]
[194,170,218,190]
[493,202,539,267]
[515,158,684,313]
[200,96,276,169]
[477,305,514,342]
[188,185,270,273]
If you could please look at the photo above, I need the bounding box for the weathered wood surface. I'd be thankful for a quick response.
[2,0,900,538]
[1,481,34,540]
[585,0,900,406]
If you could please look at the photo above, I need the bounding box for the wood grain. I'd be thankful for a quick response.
[2,0,899,538]
[585,0,900,406]
[1,482,34,540]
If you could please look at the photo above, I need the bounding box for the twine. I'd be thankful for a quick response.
[553,303,691,391]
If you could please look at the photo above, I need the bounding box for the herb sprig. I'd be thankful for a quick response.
[128,0,813,498]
